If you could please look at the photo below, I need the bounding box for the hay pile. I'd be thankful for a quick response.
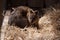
[1,8,60,40]
[0,25,58,40]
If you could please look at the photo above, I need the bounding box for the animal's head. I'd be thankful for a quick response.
[8,6,39,27]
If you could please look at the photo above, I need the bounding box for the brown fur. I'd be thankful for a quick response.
[8,6,38,28]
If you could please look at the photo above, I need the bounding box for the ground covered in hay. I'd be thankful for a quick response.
[0,25,58,40]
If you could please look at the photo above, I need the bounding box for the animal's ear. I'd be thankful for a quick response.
[11,8,16,15]
[2,10,6,16]
[12,8,15,10]
[11,8,16,12]
[2,10,11,16]
[35,10,39,15]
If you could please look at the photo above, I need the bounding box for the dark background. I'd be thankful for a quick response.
[0,0,60,27]
[3,0,60,10]
[0,0,3,27]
